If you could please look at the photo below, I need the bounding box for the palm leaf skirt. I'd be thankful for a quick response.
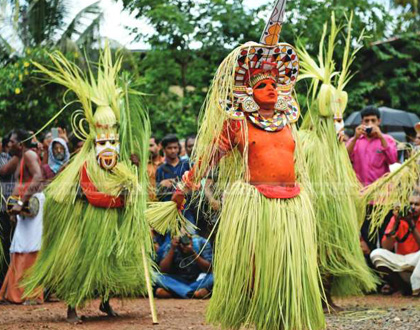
[207,181,325,330]
[23,196,153,307]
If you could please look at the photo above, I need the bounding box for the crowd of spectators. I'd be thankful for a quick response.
[150,134,214,299]
[346,105,420,297]
[1,104,419,305]
[0,128,73,304]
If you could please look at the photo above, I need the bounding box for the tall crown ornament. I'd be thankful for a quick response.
[227,0,300,127]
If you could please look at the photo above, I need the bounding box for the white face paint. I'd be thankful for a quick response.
[334,118,344,133]
[95,133,120,170]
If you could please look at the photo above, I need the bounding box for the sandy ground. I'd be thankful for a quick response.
[1,295,420,330]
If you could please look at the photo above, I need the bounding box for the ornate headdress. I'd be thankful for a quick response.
[227,0,300,125]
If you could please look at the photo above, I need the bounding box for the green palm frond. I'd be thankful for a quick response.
[59,1,102,45]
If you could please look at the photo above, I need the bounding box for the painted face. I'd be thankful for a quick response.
[334,117,345,133]
[95,133,120,170]
[252,78,278,110]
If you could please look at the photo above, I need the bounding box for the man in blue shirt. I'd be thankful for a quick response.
[155,134,190,202]
[155,134,195,257]
[155,234,213,299]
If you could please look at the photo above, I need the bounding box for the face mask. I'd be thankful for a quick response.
[334,118,344,133]
[95,133,120,171]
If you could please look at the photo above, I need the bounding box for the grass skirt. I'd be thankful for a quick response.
[207,182,325,330]
[24,196,153,307]
[299,125,378,297]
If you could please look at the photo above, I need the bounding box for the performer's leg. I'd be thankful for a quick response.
[322,275,343,313]
[67,305,82,324]
[99,298,119,317]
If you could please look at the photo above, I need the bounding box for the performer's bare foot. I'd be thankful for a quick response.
[67,306,82,324]
[322,275,343,314]
[99,300,119,317]
[155,288,173,298]
[322,295,344,314]
[0,300,12,305]
[193,288,210,299]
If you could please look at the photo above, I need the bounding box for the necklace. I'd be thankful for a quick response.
[248,111,288,132]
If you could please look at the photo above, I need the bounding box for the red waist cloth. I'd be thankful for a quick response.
[254,184,300,199]
[80,163,124,208]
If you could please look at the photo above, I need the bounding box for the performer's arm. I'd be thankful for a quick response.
[182,120,240,190]
[172,120,239,209]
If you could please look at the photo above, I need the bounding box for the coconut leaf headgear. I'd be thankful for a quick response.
[32,45,122,141]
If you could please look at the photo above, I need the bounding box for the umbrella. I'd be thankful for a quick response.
[345,107,420,128]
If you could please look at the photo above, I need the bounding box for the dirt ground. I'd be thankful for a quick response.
[1,295,420,330]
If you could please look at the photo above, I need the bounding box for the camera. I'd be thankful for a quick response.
[365,126,373,135]
[179,234,192,246]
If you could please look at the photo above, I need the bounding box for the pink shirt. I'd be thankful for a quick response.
[347,134,397,186]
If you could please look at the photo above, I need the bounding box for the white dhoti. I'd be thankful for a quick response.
[371,248,420,293]
[0,192,45,303]
[10,192,44,254]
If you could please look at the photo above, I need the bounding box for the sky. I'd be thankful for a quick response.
[72,0,267,49]
[74,0,393,49]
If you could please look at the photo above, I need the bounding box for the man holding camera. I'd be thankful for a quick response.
[370,191,420,295]
[346,106,397,186]
[347,106,398,260]
[155,234,213,299]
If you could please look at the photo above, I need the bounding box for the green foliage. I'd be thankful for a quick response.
[121,0,419,137]
[348,33,420,113]
[0,47,80,136]
[1,0,419,138]
[122,0,266,138]
[0,0,103,136]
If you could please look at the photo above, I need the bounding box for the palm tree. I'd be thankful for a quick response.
[0,0,103,60]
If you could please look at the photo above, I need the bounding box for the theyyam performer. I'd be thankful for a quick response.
[23,45,157,323]
[169,0,326,329]
[297,13,377,310]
